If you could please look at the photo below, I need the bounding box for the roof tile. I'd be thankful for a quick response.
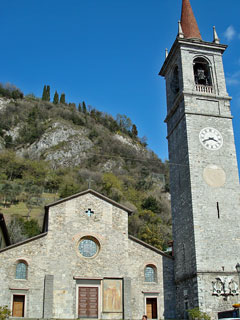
[181,0,202,39]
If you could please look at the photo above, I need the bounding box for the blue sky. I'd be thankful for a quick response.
[1,0,240,163]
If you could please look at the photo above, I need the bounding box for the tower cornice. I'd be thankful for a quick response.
[164,91,232,126]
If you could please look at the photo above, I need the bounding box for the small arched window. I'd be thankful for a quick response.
[16,261,28,279]
[193,57,212,86]
[144,265,157,282]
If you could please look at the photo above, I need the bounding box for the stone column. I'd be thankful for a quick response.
[123,277,132,320]
[43,275,54,318]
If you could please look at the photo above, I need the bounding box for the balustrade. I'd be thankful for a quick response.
[195,84,213,93]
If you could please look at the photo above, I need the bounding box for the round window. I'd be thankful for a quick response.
[78,237,99,258]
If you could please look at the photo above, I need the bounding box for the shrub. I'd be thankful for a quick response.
[141,196,161,213]
[8,215,41,244]
[0,306,11,320]
[0,83,23,99]
[188,307,211,320]
[88,129,98,141]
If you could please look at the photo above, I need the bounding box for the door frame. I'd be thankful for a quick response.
[11,294,26,318]
[76,284,101,319]
[145,295,158,320]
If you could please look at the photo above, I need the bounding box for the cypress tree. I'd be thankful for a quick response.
[46,85,50,101]
[53,91,59,104]
[42,85,47,101]
[60,93,66,104]
[78,103,82,112]
[82,101,87,113]
[132,124,138,138]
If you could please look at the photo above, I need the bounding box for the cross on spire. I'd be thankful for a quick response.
[180,0,202,40]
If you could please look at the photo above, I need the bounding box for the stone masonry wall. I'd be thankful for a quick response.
[0,235,48,318]
[127,238,175,320]
[163,39,240,319]
[0,191,175,319]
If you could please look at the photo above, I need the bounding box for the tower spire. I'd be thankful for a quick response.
[181,0,202,40]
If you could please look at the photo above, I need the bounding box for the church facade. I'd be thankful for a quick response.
[1,0,240,319]
[0,190,175,320]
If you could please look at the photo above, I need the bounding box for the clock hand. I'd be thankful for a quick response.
[208,137,218,142]
[202,138,211,143]
[202,137,217,143]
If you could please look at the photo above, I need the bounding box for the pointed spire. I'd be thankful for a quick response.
[213,26,220,44]
[165,48,168,59]
[178,21,184,39]
[181,0,202,40]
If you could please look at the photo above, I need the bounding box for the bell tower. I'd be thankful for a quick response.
[160,0,240,318]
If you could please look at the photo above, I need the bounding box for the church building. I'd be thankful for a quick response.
[1,1,240,319]
[0,189,175,320]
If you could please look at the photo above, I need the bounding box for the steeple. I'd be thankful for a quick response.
[181,0,202,40]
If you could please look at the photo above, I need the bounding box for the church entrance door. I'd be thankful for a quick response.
[12,295,25,317]
[78,287,98,318]
[146,297,157,319]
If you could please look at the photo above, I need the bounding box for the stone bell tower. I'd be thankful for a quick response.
[160,0,240,318]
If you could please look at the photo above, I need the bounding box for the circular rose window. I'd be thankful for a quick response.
[78,237,99,258]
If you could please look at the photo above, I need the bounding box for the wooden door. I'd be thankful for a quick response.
[146,298,157,319]
[78,287,98,318]
[12,295,25,317]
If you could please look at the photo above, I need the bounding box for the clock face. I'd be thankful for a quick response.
[199,127,223,150]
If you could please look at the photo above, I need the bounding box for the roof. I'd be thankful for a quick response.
[129,235,174,260]
[0,213,11,246]
[0,232,47,253]
[181,0,202,40]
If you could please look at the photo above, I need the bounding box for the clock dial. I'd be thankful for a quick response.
[199,127,223,150]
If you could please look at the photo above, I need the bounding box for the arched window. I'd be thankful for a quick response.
[144,265,157,282]
[193,57,212,86]
[16,261,27,279]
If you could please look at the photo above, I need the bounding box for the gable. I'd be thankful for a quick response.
[43,189,132,232]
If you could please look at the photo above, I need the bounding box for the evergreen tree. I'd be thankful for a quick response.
[46,85,50,101]
[42,85,47,101]
[82,101,87,113]
[60,93,66,104]
[53,91,59,104]
[132,124,138,137]
[78,103,82,112]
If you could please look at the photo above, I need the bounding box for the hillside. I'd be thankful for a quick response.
[0,87,171,250]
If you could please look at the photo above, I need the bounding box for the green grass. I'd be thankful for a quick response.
[0,193,59,225]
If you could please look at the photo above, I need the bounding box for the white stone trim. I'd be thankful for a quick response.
[10,291,28,318]
[144,294,159,320]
